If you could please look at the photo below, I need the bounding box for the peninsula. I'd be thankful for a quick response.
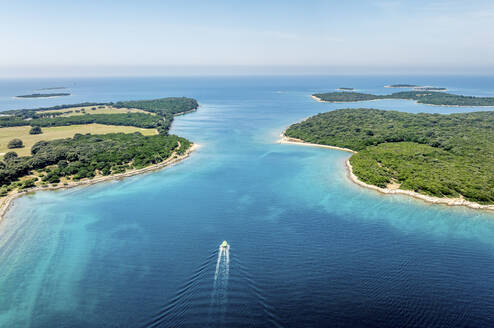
[312,91,494,106]
[283,108,494,209]
[0,97,199,219]
[16,93,71,98]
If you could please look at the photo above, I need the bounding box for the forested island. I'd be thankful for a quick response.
[16,93,71,98]
[284,108,494,207]
[37,87,67,91]
[312,91,494,106]
[337,87,354,91]
[414,87,447,91]
[385,84,418,88]
[0,97,199,216]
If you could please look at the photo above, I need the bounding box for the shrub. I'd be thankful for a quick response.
[29,126,42,134]
[8,138,23,149]
[4,152,18,161]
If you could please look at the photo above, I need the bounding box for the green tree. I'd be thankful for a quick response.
[29,126,42,134]
[4,152,18,161]
[8,138,24,149]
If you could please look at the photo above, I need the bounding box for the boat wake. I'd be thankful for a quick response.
[209,241,230,325]
[142,240,283,328]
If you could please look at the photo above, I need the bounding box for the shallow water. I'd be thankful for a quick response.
[1,76,494,327]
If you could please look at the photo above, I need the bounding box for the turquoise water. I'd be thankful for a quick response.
[1,76,494,327]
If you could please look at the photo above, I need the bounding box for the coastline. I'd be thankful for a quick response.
[0,143,199,222]
[280,131,494,211]
[345,159,494,211]
[311,94,494,108]
[278,133,356,153]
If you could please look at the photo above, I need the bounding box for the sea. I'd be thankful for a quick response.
[0,76,494,327]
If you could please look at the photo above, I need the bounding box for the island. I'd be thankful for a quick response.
[37,87,67,91]
[312,91,494,106]
[283,108,494,210]
[413,86,447,91]
[16,93,71,98]
[337,87,355,91]
[385,84,418,88]
[0,97,199,219]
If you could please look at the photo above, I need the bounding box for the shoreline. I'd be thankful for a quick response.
[0,104,201,222]
[0,143,199,222]
[279,131,494,211]
[345,159,494,211]
[311,94,494,108]
[278,133,356,153]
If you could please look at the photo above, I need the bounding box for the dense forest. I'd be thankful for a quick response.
[113,97,198,116]
[0,97,198,193]
[113,97,199,134]
[414,87,447,91]
[385,84,418,88]
[3,102,109,118]
[0,113,163,129]
[0,133,190,192]
[313,91,494,106]
[285,108,494,204]
[0,97,198,134]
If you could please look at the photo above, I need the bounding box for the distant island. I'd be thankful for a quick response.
[385,84,418,88]
[413,86,447,91]
[16,93,71,98]
[312,91,494,106]
[283,108,494,209]
[0,97,199,219]
[37,87,67,91]
[385,84,447,91]
[337,87,354,91]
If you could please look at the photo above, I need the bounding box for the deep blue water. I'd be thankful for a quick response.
[1,76,494,327]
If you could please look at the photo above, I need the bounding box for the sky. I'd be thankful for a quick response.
[1,0,494,77]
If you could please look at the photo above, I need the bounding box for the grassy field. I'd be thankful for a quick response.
[36,105,151,116]
[0,124,157,157]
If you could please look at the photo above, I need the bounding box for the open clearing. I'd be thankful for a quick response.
[0,124,158,157]
[36,105,152,117]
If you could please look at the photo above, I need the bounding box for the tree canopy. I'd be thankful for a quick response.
[285,108,494,204]
[7,138,24,149]
[313,91,494,106]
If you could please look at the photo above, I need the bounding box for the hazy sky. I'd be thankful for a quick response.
[2,0,494,76]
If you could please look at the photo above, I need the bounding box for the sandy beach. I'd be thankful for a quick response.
[280,132,494,211]
[0,143,199,221]
[279,133,355,153]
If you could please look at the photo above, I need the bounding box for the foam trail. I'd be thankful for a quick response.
[214,246,223,282]
[209,242,230,325]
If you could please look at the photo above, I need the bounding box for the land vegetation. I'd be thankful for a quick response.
[414,87,447,91]
[313,91,494,106]
[0,97,198,201]
[0,133,190,194]
[285,108,494,204]
[37,87,67,91]
[385,84,418,88]
[0,124,157,157]
[16,93,71,98]
[36,105,149,117]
